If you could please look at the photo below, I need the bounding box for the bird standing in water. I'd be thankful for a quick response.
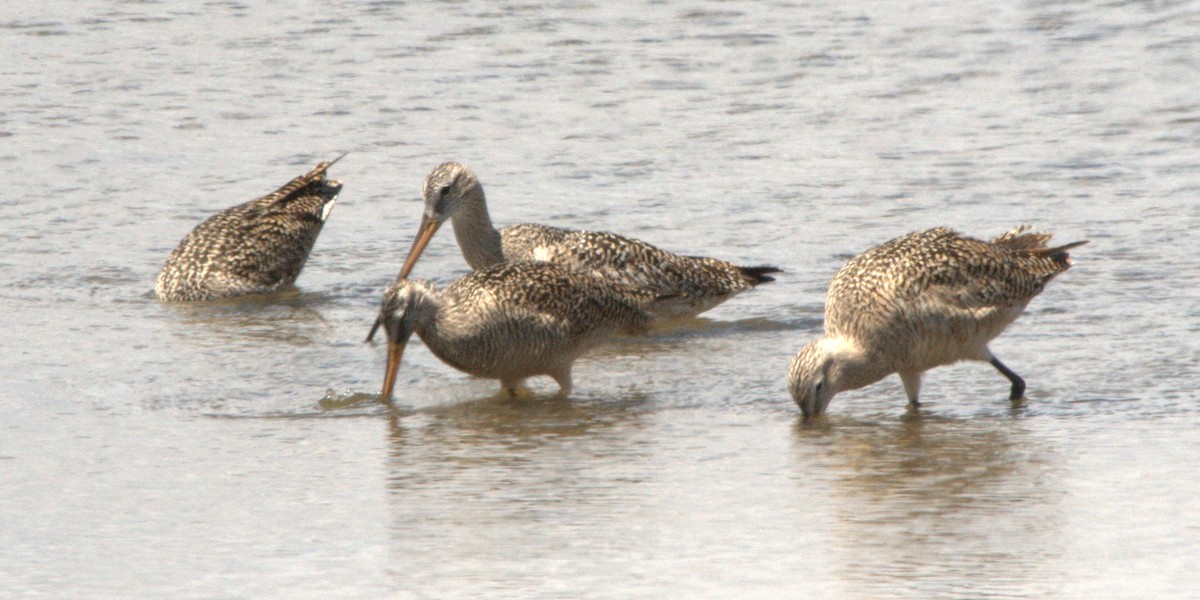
[155,155,344,302]
[378,261,657,401]
[366,162,778,340]
[788,226,1086,417]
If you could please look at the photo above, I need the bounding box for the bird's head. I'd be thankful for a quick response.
[422,161,479,223]
[397,162,482,280]
[787,338,840,418]
[378,279,437,401]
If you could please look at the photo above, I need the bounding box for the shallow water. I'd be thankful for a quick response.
[2,0,1198,597]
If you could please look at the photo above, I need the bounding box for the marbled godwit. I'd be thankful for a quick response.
[378,261,656,401]
[788,226,1086,417]
[155,155,344,302]
[366,162,779,340]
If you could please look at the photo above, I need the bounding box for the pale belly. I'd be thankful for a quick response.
[887,305,1026,372]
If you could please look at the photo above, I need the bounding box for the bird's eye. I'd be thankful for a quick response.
[439,185,451,197]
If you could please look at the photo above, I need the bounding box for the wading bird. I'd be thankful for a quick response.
[788,226,1086,417]
[378,261,657,401]
[367,161,778,340]
[155,155,345,301]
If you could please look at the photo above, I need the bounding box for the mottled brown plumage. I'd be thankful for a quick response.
[378,261,656,400]
[789,226,1087,416]
[391,161,778,321]
[155,157,344,302]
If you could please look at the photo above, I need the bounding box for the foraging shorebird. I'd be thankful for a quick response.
[378,261,656,400]
[366,161,779,340]
[788,226,1087,417]
[155,156,344,302]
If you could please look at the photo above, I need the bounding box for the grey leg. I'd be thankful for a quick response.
[550,368,573,399]
[899,371,922,405]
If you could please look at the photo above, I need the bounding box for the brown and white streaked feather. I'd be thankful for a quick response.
[380,261,654,394]
[788,226,1086,416]
[409,162,779,319]
[499,223,776,317]
[155,156,345,302]
[824,226,1082,344]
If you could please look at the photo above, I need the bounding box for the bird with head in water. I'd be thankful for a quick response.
[378,261,658,401]
[155,155,346,302]
[788,226,1087,417]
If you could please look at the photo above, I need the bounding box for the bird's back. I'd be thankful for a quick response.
[155,159,342,301]
[499,223,775,316]
[418,262,653,378]
[824,227,1083,360]
[444,260,654,335]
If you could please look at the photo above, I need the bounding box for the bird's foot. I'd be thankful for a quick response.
[1009,383,1026,403]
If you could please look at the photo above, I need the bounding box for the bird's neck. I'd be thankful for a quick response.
[410,288,445,352]
[411,291,476,374]
[450,185,506,270]
[824,337,892,394]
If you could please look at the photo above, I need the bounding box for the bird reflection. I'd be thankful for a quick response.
[161,290,333,347]
[385,390,653,460]
[379,390,655,568]
[792,412,1065,595]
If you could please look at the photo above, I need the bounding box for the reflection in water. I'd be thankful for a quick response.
[3,0,1197,595]
[385,391,651,475]
[581,315,803,361]
[795,414,1066,597]
[161,290,334,347]
[381,393,653,593]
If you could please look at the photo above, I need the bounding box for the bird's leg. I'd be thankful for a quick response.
[550,368,573,399]
[989,356,1026,401]
[899,371,922,406]
[500,378,523,397]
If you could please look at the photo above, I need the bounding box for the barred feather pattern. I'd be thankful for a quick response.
[381,261,654,390]
[500,223,776,317]
[418,162,779,319]
[823,226,1080,364]
[788,226,1086,415]
[154,158,343,302]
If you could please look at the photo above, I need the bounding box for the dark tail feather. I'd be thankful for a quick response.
[738,265,782,285]
[1043,240,1089,265]
[307,152,349,179]
[269,153,350,206]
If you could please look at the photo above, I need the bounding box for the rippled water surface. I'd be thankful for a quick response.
[3,1,1198,597]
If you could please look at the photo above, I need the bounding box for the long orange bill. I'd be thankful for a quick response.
[366,214,443,344]
[365,316,383,343]
[380,339,407,402]
[398,214,442,281]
